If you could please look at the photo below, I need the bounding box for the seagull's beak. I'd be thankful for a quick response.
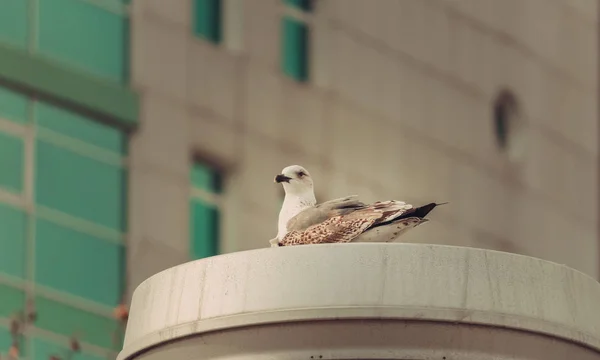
[274,174,292,183]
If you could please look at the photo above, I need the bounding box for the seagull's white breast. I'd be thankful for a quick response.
[277,196,313,239]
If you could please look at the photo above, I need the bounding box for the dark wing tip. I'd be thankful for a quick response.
[412,202,448,218]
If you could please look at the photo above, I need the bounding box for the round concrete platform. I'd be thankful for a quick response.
[117,243,600,360]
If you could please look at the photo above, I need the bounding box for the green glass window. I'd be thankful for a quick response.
[35,219,123,306]
[190,200,219,259]
[33,99,126,308]
[0,327,14,355]
[0,0,28,48]
[35,141,126,230]
[0,89,127,357]
[1,0,130,82]
[191,162,221,193]
[0,285,26,356]
[284,0,312,12]
[0,204,27,279]
[37,0,129,82]
[0,326,25,358]
[281,16,309,82]
[36,102,127,154]
[0,86,29,124]
[34,296,120,350]
[33,336,110,360]
[0,41,128,360]
[190,162,221,259]
[0,132,24,194]
[0,283,25,319]
[193,0,222,44]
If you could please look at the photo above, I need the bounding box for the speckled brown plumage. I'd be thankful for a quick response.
[278,201,430,246]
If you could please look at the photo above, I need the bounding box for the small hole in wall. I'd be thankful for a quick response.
[492,89,526,162]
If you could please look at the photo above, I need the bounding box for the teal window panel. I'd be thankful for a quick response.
[35,141,126,231]
[34,296,120,350]
[190,199,219,259]
[281,17,308,82]
[0,327,25,357]
[0,284,26,358]
[35,218,123,307]
[36,102,127,155]
[38,0,128,82]
[0,0,28,48]
[284,0,312,11]
[33,337,106,360]
[0,132,24,194]
[0,86,29,124]
[0,203,27,279]
[193,0,222,43]
[191,162,221,193]
[0,328,10,353]
[0,283,25,318]
[0,327,13,355]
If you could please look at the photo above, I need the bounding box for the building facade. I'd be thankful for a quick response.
[0,0,598,359]
[128,0,599,281]
[0,0,133,359]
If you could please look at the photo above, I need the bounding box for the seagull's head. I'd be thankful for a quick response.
[274,165,314,195]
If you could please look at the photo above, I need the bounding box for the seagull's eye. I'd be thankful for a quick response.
[297,171,306,178]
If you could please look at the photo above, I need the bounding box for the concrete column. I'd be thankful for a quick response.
[118,243,600,360]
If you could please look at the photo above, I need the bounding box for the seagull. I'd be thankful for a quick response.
[270,165,446,247]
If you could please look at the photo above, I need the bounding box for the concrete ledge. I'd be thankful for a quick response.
[0,43,139,127]
[118,243,600,360]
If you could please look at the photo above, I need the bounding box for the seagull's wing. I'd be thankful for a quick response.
[315,195,365,211]
[351,202,446,243]
[352,217,425,243]
[280,200,415,246]
[286,195,367,232]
